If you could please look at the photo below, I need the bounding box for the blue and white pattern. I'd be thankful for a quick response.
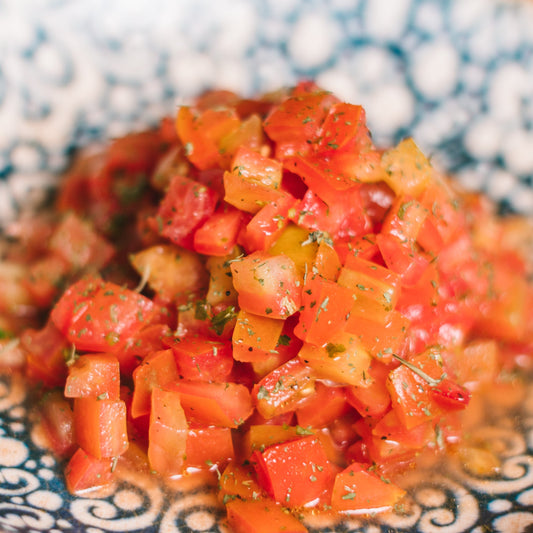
[2,370,533,533]
[1,0,533,225]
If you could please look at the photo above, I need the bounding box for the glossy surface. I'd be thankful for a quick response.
[1,370,533,532]
[1,1,533,532]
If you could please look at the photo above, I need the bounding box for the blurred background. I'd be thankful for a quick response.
[1,0,532,223]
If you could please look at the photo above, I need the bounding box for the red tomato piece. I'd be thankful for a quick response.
[39,390,76,457]
[294,275,354,347]
[131,349,179,418]
[24,254,69,308]
[170,336,233,381]
[74,397,129,459]
[65,448,114,494]
[51,277,155,353]
[296,382,350,428]
[49,212,115,271]
[226,498,308,533]
[147,387,188,476]
[263,89,339,159]
[65,354,120,400]
[240,193,297,252]
[344,361,392,418]
[224,147,284,214]
[176,106,241,170]
[167,380,253,428]
[230,251,302,319]
[154,175,219,249]
[252,357,315,419]
[193,205,244,256]
[232,310,285,363]
[184,426,235,470]
[21,320,69,388]
[317,102,373,155]
[376,232,430,287]
[252,435,334,507]
[331,462,405,511]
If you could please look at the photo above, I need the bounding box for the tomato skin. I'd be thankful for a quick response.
[184,426,235,470]
[193,205,244,256]
[264,89,339,159]
[226,498,308,533]
[147,387,188,476]
[253,357,315,419]
[331,462,405,511]
[295,276,354,347]
[232,310,285,363]
[51,277,156,353]
[252,435,334,508]
[65,448,114,494]
[21,320,69,388]
[131,349,179,418]
[240,193,297,252]
[73,397,129,459]
[49,212,115,271]
[64,354,120,400]
[153,174,219,249]
[167,379,253,428]
[230,252,302,319]
[169,336,234,382]
[39,390,76,457]
[295,383,350,428]
[176,105,241,170]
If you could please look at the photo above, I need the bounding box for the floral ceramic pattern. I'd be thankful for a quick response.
[1,370,533,532]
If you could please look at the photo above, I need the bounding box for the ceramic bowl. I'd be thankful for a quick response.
[1,1,533,532]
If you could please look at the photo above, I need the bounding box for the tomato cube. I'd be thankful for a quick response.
[252,435,334,507]
[65,354,120,400]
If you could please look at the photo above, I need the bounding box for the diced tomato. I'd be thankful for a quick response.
[73,397,129,458]
[24,254,69,308]
[65,448,114,494]
[21,320,69,388]
[130,244,209,304]
[64,354,120,400]
[224,147,284,213]
[230,252,301,319]
[169,335,233,381]
[131,349,179,418]
[193,205,244,256]
[381,138,433,197]
[152,174,219,249]
[219,462,263,503]
[297,331,371,387]
[345,361,392,418]
[167,379,253,428]
[252,435,334,507]
[252,357,315,419]
[296,383,350,428]
[294,275,354,346]
[263,89,338,159]
[331,462,405,511]
[49,212,115,271]
[240,193,297,252]
[226,498,308,533]
[184,426,235,470]
[176,105,240,170]
[232,310,285,363]
[147,386,188,476]
[38,390,76,457]
[51,277,155,353]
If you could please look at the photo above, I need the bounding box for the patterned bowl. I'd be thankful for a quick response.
[1,1,533,532]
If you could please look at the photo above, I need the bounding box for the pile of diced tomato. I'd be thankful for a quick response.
[2,82,533,532]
